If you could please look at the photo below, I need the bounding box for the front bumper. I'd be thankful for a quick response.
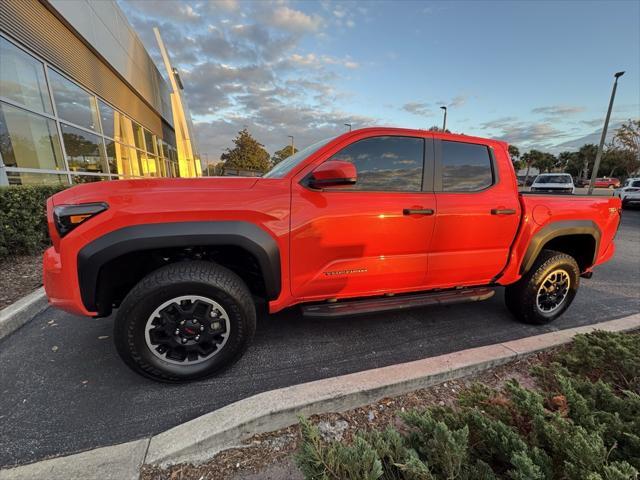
[43,247,94,317]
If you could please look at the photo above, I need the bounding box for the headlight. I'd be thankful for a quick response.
[53,203,108,237]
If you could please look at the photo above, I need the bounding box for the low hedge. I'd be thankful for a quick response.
[0,185,67,259]
[297,331,640,480]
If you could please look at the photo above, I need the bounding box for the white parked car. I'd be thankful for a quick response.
[530,173,575,194]
[615,178,640,209]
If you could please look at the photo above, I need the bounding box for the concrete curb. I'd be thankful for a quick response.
[2,313,639,479]
[0,287,47,340]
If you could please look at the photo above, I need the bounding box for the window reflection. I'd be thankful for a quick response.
[7,171,68,186]
[105,140,136,177]
[98,101,115,139]
[0,37,53,114]
[0,102,64,170]
[327,136,424,191]
[71,175,106,184]
[144,129,155,154]
[133,123,145,150]
[441,141,493,192]
[61,123,108,174]
[48,69,100,132]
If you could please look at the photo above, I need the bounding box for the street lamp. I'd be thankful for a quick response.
[588,71,625,195]
[440,106,447,131]
[344,123,352,132]
[288,135,294,152]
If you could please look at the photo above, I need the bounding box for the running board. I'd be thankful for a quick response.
[301,287,495,318]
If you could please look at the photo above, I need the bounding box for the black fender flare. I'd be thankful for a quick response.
[77,221,281,312]
[520,220,601,274]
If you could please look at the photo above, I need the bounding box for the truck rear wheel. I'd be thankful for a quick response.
[114,261,256,382]
[505,250,579,325]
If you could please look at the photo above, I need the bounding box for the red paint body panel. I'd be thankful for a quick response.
[42,127,621,317]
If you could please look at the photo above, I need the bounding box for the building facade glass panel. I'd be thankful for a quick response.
[48,68,100,132]
[7,171,68,186]
[98,100,115,139]
[61,123,109,174]
[0,30,191,186]
[0,101,65,170]
[0,37,53,115]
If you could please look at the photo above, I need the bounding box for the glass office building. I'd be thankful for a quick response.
[0,0,201,185]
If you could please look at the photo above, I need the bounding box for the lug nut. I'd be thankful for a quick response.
[200,326,205,331]
[175,329,180,335]
[181,337,188,344]
[180,320,185,325]
[195,335,200,341]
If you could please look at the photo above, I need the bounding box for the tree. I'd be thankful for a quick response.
[271,144,298,166]
[428,126,451,133]
[613,119,640,155]
[220,128,271,173]
[564,144,598,179]
[558,151,576,173]
[508,145,521,170]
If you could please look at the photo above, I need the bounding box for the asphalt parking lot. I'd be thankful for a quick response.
[1,209,638,468]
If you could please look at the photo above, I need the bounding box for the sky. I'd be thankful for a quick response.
[118,0,640,163]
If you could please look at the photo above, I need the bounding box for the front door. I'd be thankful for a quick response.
[290,134,437,301]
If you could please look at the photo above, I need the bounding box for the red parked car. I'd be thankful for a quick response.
[43,128,621,382]
[594,177,621,189]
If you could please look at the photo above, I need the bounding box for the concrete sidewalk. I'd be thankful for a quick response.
[2,313,639,480]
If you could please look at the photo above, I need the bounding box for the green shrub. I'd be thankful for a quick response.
[296,331,640,480]
[0,185,66,259]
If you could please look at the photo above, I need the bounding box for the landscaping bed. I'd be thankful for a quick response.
[141,330,640,480]
[0,253,43,310]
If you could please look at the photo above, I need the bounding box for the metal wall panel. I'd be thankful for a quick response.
[0,0,164,136]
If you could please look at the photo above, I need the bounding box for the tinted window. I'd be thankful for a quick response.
[61,123,108,174]
[0,101,64,170]
[48,69,99,131]
[441,141,493,191]
[0,37,53,114]
[327,136,423,191]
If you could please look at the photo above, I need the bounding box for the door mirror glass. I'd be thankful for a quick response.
[309,160,357,188]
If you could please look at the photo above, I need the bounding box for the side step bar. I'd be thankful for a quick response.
[301,287,495,318]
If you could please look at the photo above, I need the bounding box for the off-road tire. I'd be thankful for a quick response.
[505,249,579,325]
[114,261,256,382]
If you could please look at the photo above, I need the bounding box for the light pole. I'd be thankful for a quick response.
[440,106,447,131]
[288,135,294,153]
[588,71,625,195]
[344,123,352,132]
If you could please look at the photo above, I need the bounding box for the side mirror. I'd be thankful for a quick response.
[308,160,357,189]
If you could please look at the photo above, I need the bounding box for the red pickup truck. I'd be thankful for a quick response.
[43,128,621,382]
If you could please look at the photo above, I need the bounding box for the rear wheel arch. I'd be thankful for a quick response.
[520,220,600,275]
[77,221,281,316]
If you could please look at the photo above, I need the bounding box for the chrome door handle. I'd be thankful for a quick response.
[403,208,435,216]
[491,208,517,215]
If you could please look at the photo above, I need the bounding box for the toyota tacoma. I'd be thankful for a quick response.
[43,128,621,382]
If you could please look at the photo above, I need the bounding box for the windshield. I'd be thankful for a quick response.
[632,181,640,188]
[535,175,572,184]
[263,136,337,178]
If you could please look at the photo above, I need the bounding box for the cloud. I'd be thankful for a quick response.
[401,102,432,116]
[531,105,586,116]
[436,95,467,108]
[480,118,569,148]
[289,53,359,69]
[263,6,322,33]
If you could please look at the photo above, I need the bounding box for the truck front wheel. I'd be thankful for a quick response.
[505,250,579,325]
[114,261,256,382]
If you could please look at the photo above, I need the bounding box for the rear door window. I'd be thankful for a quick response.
[440,140,493,192]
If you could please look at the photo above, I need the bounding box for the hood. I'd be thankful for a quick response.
[51,176,261,206]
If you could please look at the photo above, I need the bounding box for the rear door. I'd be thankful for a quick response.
[427,138,521,288]
[289,134,437,300]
